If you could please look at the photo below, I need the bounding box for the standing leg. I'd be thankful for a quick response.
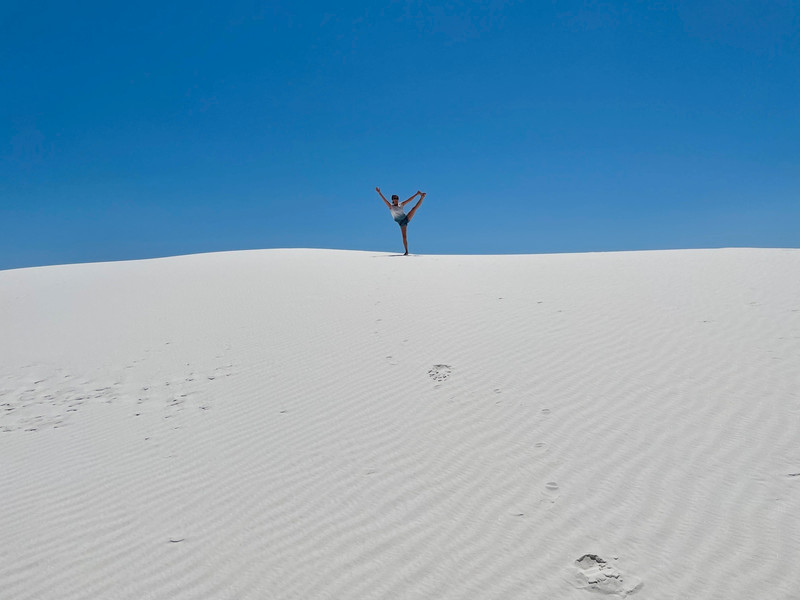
[406,195,425,222]
[401,225,409,255]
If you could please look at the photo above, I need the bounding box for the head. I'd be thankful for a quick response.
[391,194,399,205]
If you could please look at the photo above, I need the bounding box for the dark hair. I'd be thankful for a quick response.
[391,195,399,200]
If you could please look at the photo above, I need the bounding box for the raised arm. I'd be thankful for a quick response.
[376,186,391,208]
[401,190,424,206]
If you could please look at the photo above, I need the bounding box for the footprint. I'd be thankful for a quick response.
[214,364,234,378]
[542,481,560,502]
[572,554,642,596]
[428,365,452,382]
[532,442,549,456]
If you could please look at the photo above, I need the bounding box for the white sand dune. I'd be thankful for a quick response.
[1,248,799,599]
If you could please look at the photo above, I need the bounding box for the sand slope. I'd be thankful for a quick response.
[1,248,798,599]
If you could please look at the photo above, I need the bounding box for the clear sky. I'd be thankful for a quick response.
[2,1,798,269]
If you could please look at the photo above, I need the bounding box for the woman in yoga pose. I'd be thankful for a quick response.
[376,187,426,255]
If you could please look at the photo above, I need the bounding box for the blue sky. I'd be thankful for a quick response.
[2,0,798,269]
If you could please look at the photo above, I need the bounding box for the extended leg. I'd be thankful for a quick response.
[401,225,409,255]
[406,196,424,222]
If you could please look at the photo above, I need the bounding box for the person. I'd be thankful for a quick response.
[376,187,426,255]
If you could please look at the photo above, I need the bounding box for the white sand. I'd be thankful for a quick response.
[1,248,798,599]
